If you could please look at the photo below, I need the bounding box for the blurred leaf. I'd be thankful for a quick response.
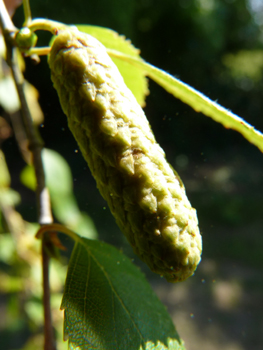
[0,75,43,120]
[222,50,263,82]
[49,259,68,293]
[71,212,97,239]
[24,82,44,125]
[0,116,12,141]
[51,194,97,238]
[77,25,149,107]
[0,272,23,292]
[0,35,6,63]
[20,334,44,350]
[25,299,43,327]
[0,36,42,121]
[20,164,35,190]
[0,188,21,207]
[0,76,20,113]
[0,149,11,187]
[0,234,14,263]
[21,149,98,239]
[43,148,73,195]
[107,49,263,153]
[61,237,185,350]
[20,148,72,193]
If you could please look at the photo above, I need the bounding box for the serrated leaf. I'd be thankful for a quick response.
[76,25,148,107]
[107,49,263,154]
[61,237,186,350]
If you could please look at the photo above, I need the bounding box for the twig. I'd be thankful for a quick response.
[0,1,56,349]
[28,17,67,33]
[23,0,32,26]
[9,47,53,224]
[42,240,56,350]
[10,44,56,350]
[10,45,56,350]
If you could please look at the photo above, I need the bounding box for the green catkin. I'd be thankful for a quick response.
[48,27,202,282]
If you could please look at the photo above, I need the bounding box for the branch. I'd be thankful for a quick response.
[23,0,32,26]
[0,2,56,349]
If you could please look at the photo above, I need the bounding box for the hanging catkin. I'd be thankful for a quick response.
[48,27,202,282]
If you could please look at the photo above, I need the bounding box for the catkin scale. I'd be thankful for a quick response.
[48,28,202,282]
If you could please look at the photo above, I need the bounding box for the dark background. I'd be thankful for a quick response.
[2,0,263,349]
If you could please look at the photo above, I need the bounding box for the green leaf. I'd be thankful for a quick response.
[106,49,263,154]
[76,25,149,107]
[61,237,185,350]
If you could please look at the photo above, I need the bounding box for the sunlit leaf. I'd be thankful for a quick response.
[76,25,149,107]
[107,49,263,153]
[61,237,186,350]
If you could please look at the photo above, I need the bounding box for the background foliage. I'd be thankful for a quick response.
[1,0,263,349]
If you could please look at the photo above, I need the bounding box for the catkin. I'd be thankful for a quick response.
[48,27,202,282]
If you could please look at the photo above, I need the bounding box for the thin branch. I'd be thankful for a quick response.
[10,49,53,224]
[25,46,51,57]
[10,48,56,350]
[23,0,32,26]
[0,3,56,349]
[28,18,67,34]
[9,48,56,350]
[42,240,56,350]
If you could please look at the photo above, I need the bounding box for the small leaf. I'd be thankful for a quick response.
[61,237,186,350]
[76,25,149,107]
